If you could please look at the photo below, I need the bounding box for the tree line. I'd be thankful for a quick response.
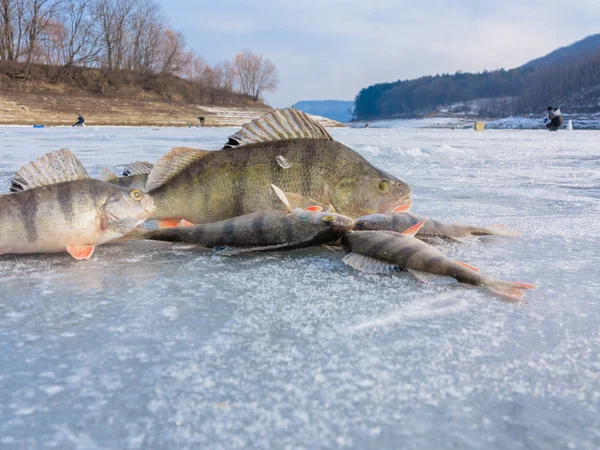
[354,48,600,119]
[0,0,278,103]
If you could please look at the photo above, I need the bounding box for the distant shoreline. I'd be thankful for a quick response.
[350,114,600,130]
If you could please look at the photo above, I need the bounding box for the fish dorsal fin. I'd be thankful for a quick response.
[123,161,154,176]
[99,167,118,182]
[223,108,333,149]
[11,148,89,191]
[342,252,401,274]
[402,220,427,237]
[146,147,210,191]
[271,184,292,213]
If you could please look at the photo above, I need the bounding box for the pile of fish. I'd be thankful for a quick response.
[0,108,535,300]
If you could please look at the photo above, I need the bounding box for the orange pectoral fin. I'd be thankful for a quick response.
[402,220,426,236]
[392,205,411,212]
[179,220,195,227]
[305,205,323,212]
[158,219,181,228]
[456,260,479,272]
[66,245,95,260]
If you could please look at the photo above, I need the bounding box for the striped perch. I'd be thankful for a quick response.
[353,212,521,240]
[144,108,412,228]
[0,149,155,260]
[122,185,354,255]
[341,222,535,301]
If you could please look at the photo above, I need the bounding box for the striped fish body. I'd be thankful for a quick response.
[342,230,483,283]
[341,230,534,300]
[149,140,409,223]
[353,212,518,238]
[146,109,411,224]
[0,179,153,255]
[131,209,355,251]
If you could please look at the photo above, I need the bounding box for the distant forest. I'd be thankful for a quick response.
[354,45,600,120]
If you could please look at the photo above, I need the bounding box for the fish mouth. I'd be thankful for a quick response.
[379,193,412,213]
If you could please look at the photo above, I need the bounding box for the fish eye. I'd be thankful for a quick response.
[130,189,143,201]
[379,180,390,193]
[322,215,336,223]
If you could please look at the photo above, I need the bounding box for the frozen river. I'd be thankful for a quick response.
[1,125,599,449]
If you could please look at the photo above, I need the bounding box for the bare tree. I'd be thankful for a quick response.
[93,0,132,70]
[155,26,184,94]
[22,0,62,75]
[233,49,278,101]
[213,59,235,91]
[36,17,65,64]
[56,0,102,77]
[126,0,164,77]
[0,0,16,59]
[0,0,30,61]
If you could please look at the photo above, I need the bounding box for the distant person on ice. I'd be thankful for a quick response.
[73,114,85,127]
[544,106,563,131]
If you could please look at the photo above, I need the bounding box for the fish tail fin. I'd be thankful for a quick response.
[483,278,536,301]
[485,224,522,237]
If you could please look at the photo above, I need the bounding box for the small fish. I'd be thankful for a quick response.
[145,108,411,225]
[341,223,535,300]
[124,185,354,255]
[98,161,154,191]
[1,149,155,259]
[353,212,521,240]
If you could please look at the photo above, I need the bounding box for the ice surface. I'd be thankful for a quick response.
[1,126,600,449]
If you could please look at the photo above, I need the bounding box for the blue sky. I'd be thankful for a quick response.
[159,0,600,107]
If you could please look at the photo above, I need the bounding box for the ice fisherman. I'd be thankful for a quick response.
[544,106,563,131]
[73,114,85,127]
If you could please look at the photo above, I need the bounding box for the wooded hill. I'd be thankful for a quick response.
[0,60,259,105]
[354,34,600,120]
[0,60,274,126]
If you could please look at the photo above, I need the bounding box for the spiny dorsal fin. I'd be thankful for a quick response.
[99,167,118,182]
[146,147,210,191]
[123,161,154,176]
[11,148,89,191]
[223,108,333,149]
[342,252,401,274]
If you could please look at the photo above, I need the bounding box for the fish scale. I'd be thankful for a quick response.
[146,108,411,225]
